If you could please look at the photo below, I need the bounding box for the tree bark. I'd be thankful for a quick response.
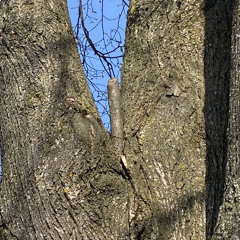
[121,0,206,239]
[0,0,239,239]
[204,0,234,239]
[107,78,123,157]
[0,0,129,239]
[209,0,240,239]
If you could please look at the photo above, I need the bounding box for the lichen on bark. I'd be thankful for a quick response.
[121,0,206,238]
[0,0,129,239]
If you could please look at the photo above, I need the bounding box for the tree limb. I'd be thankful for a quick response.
[107,77,123,156]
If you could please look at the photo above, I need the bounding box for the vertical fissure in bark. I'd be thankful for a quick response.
[210,0,240,238]
[204,0,234,238]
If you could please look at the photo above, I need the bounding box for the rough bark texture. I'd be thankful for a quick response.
[121,0,206,239]
[209,0,240,239]
[204,0,234,239]
[0,0,239,239]
[0,0,129,239]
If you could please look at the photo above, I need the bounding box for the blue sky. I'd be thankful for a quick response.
[67,0,128,129]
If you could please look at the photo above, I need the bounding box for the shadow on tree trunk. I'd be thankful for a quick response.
[133,190,204,240]
[204,0,234,239]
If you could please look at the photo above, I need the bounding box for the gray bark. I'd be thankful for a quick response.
[121,0,206,239]
[0,0,239,239]
[107,78,123,157]
[209,0,240,239]
[0,0,129,239]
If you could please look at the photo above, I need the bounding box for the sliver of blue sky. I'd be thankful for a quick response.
[67,0,128,130]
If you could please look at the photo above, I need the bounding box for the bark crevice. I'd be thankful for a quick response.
[204,0,234,238]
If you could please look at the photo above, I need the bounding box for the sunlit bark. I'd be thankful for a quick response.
[121,0,206,239]
[0,0,239,239]
[0,0,128,239]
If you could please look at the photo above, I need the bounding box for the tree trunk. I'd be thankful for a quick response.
[121,0,206,239]
[0,0,129,239]
[208,0,240,239]
[0,0,239,239]
[204,0,234,239]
